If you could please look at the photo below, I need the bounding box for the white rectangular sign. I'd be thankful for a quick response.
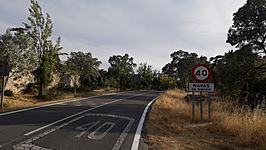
[188,83,214,92]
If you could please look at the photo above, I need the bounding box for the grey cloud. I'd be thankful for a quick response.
[0,0,246,70]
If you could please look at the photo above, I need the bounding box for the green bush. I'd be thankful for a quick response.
[159,75,177,90]
[42,87,65,100]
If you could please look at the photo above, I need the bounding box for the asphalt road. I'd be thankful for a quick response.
[0,91,161,150]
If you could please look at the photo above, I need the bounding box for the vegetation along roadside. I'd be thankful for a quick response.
[144,89,266,150]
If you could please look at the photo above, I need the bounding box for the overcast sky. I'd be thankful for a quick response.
[0,0,246,70]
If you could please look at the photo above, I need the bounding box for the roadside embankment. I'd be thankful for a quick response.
[144,89,266,150]
[0,90,117,113]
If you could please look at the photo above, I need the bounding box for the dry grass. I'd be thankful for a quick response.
[145,89,266,150]
[1,95,41,112]
[1,94,78,113]
[0,90,117,113]
[213,105,266,148]
[148,90,189,134]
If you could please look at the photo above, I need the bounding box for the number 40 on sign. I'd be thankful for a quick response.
[191,64,211,83]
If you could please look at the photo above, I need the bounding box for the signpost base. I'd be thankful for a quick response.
[190,91,212,123]
[192,92,195,122]
[208,93,212,120]
[200,92,203,122]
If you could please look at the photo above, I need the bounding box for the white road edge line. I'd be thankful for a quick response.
[131,97,158,150]
[24,93,145,136]
[0,93,120,116]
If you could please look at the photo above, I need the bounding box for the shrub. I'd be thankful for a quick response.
[4,90,14,96]
[22,83,38,95]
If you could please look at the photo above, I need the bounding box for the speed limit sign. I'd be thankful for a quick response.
[192,64,211,83]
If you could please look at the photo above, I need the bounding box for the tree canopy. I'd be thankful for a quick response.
[0,30,37,75]
[108,54,136,90]
[137,62,154,89]
[227,0,266,54]
[21,0,62,97]
[162,50,208,88]
[211,46,259,96]
[66,51,101,91]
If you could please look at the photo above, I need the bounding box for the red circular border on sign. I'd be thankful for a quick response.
[191,64,212,83]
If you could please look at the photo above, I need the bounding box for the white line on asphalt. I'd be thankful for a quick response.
[83,113,135,150]
[88,122,116,140]
[131,97,158,150]
[24,93,144,136]
[14,115,85,150]
[23,99,120,136]
[0,95,102,116]
[15,113,135,150]
[0,92,126,116]
[111,115,134,150]
[75,121,100,138]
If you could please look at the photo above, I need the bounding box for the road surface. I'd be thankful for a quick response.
[0,91,160,150]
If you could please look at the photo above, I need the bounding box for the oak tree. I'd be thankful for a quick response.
[227,0,266,54]
[108,54,136,90]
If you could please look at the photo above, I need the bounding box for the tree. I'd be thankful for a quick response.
[65,51,101,94]
[19,0,62,97]
[0,29,38,91]
[211,46,258,97]
[159,75,177,90]
[137,62,154,89]
[108,54,136,90]
[97,69,108,88]
[162,50,208,88]
[227,0,266,54]
[225,0,266,108]
[0,29,37,75]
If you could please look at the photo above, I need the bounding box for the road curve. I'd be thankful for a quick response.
[0,91,161,150]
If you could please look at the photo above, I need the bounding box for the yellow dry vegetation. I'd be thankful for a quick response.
[0,94,74,113]
[213,104,266,148]
[148,90,189,133]
[145,89,266,150]
[0,90,117,113]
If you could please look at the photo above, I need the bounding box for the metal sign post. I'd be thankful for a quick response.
[207,92,212,120]
[192,92,195,122]
[200,92,203,122]
[189,64,214,122]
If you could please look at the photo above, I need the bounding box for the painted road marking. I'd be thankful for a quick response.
[0,97,89,116]
[84,114,135,150]
[0,92,122,116]
[23,92,144,136]
[13,115,84,150]
[131,97,158,150]
[13,113,134,150]
[23,99,121,136]
[87,122,116,140]
[75,121,100,138]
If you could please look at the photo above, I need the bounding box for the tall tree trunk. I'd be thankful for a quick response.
[73,76,78,96]
[1,76,5,109]
[74,82,77,96]
[38,82,45,98]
